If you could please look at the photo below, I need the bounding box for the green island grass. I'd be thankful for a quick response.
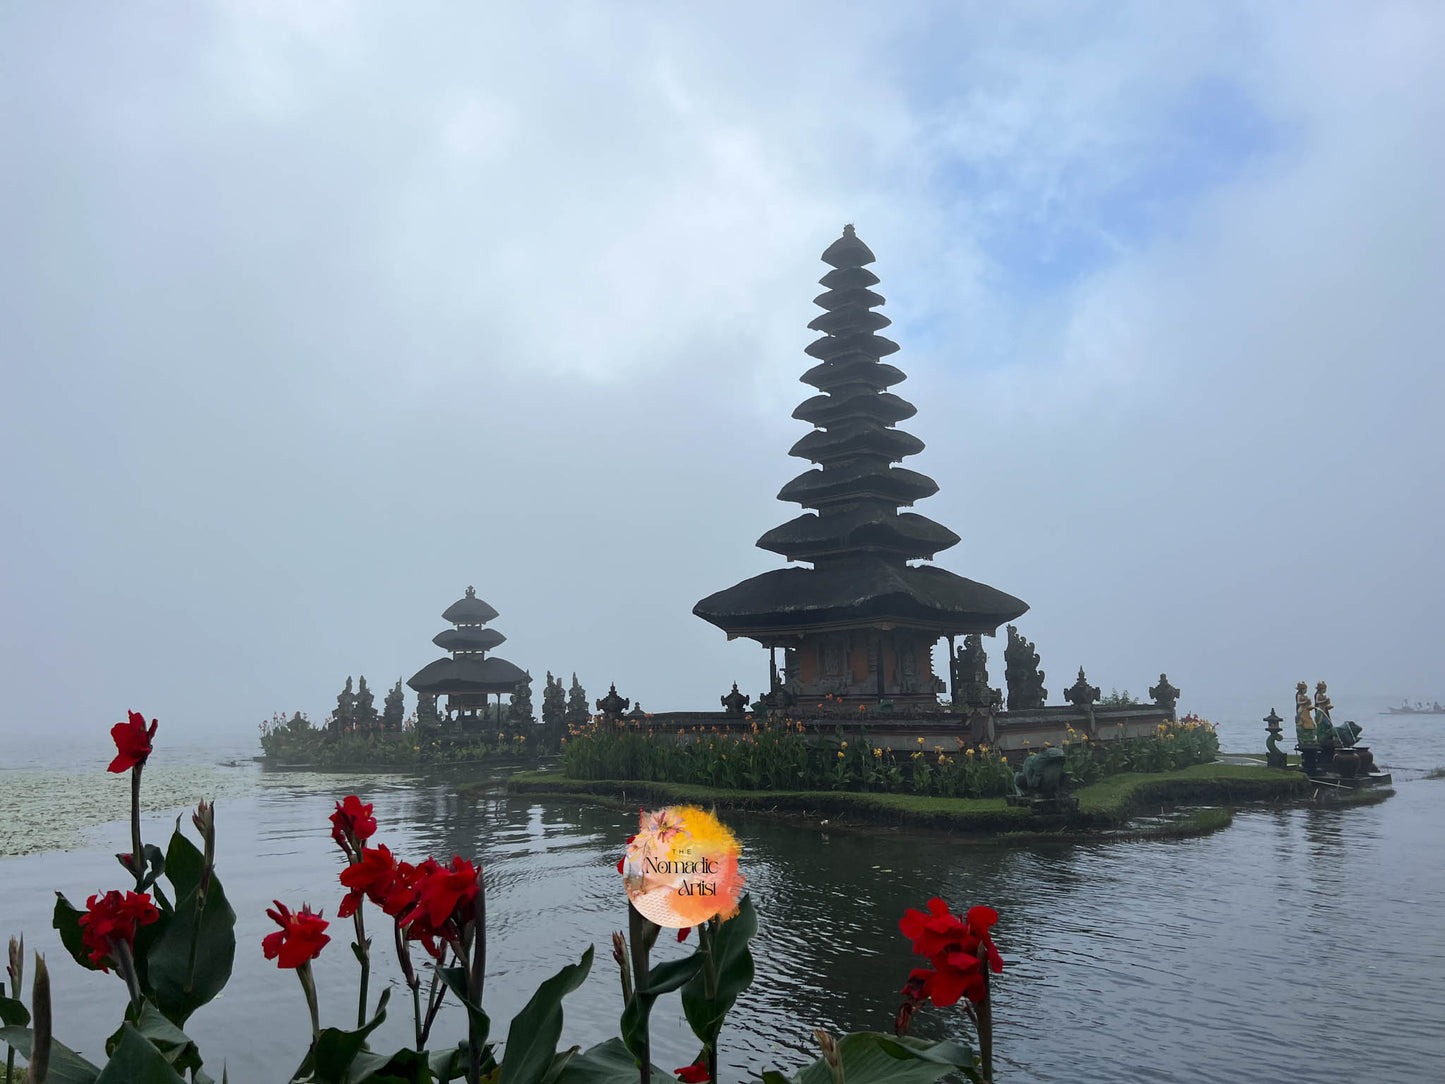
[492,760,1351,841]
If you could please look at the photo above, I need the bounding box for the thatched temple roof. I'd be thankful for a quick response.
[694,225,1028,640]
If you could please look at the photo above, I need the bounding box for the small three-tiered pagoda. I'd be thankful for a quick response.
[407,586,527,727]
[694,226,1028,708]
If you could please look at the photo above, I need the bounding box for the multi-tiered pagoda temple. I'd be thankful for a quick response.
[694,226,1028,708]
[407,586,527,726]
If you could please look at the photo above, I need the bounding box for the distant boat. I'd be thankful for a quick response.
[1387,701,1445,715]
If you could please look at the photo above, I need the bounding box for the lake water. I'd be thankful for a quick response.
[1,700,1442,1082]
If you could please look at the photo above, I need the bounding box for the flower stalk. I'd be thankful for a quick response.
[627,902,657,1084]
[5,935,21,1084]
[31,953,50,1084]
[111,939,144,1014]
[466,868,486,1084]
[297,960,321,1044]
[700,920,719,1084]
[977,965,993,1083]
[353,908,371,1029]
[129,765,145,888]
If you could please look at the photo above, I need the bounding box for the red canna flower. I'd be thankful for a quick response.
[899,897,968,958]
[108,711,158,773]
[381,858,431,918]
[329,796,377,853]
[898,898,1004,1007]
[262,901,331,969]
[338,844,398,918]
[78,890,160,970]
[674,1058,711,1083]
[403,856,480,932]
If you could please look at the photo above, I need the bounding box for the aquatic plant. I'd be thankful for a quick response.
[0,713,992,1084]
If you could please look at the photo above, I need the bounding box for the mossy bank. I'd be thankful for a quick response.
[492,761,1390,842]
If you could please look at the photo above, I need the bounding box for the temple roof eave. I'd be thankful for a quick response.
[407,655,527,695]
[693,562,1029,640]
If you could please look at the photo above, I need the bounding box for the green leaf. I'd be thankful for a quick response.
[790,1033,978,1084]
[95,1024,188,1083]
[163,831,205,900]
[497,946,594,1084]
[438,966,490,1052]
[427,1044,469,1081]
[638,955,705,998]
[145,877,235,1026]
[682,895,758,1047]
[0,992,30,1027]
[538,1046,578,1084]
[620,955,705,1060]
[553,1039,668,1084]
[53,893,103,972]
[344,1045,436,1083]
[292,987,391,1084]
[0,1026,103,1084]
[105,1000,206,1078]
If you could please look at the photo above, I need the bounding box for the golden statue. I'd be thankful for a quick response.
[1293,681,1316,747]
[1313,681,1336,746]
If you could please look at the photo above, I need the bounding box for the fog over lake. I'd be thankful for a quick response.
[1,3,1442,744]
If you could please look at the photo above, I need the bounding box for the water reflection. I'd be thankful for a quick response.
[1,717,1442,1083]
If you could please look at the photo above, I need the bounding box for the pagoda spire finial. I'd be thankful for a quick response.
[466,585,476,598]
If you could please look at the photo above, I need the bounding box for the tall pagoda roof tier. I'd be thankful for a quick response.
[777,464,938,509]
[432,627,507,652]
[443,586,499,625]
[799,359,906,393]
[789,423,923,465]
[693,224,1028,643]
[758,510,960,563]
[407,656,528,695]
[792,391,916,427]
[694,559,1027,639]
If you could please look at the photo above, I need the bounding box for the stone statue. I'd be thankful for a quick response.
[953,634,995,708]
[1004,625,1047,710]
[1065,667,1101,733]
[1064,667,1101,711]
[1313,681,1336,749]
[1263,708,1287,769]
[720,682,749,716]
[1014,746,1067,797]
[1149,673,1180,715]
[596,683,630,720]
[1293,681,1316,747]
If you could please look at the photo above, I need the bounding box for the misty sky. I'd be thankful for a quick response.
[2,2,1442,744]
